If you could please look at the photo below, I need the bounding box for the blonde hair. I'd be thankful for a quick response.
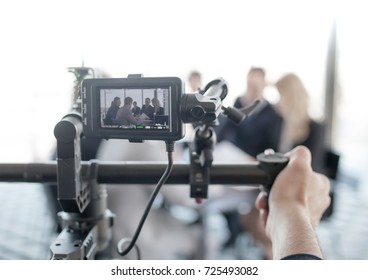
[151,97,161,107]
[275,73,310,152]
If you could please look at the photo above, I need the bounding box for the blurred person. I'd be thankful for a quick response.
[274,73,325,171]
[115,97,142,126]
[141,97,154,120]
[178,70,204,146]
[104,97,121,125]
[216,67,281,157]
[131,101,141,117]
[188,70,202,93]
[151,97,164,115]
[256,146,330,259]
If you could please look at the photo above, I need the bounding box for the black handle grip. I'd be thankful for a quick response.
[256,151,289,196]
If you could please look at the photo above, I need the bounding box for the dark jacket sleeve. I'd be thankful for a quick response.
[281,253,322,260]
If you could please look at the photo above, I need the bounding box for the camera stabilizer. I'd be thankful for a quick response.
[0,77,289,260]
[186,78,266,200]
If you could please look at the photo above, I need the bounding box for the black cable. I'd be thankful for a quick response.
[116,141,175,259]
[117,238,141,260]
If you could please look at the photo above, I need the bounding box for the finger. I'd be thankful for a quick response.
[255,192,268,210]
[259,208,268,227]
[318,173,331,193]
[289,145,312,166]
[317,174,332,210]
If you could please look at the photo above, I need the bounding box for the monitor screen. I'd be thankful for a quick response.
[99,87,171,131]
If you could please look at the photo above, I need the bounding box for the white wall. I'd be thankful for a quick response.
[0,0,338,161]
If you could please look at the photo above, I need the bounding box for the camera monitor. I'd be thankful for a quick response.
[82,77,184,141]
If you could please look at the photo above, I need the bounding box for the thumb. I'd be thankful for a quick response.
[255,191,268,210]
[255,192,269,227]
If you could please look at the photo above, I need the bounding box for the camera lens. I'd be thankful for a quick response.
[190,106,205,120]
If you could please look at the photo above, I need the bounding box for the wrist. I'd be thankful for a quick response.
[267,206,323,259]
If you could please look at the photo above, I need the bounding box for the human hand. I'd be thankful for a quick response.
[255,146,330,259]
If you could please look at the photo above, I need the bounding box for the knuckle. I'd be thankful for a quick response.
[289,156,311,175]
[320,174,331,192]
[324,195,332,209]
[293,145,312,160]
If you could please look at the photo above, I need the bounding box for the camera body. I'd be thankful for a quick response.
[81,76,184,142]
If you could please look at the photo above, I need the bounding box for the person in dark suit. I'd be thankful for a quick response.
[104,97,121,125]
[216,67,281,157]
[131,101,141,116]
[141,97,154,120]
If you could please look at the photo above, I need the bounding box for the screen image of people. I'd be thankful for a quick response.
[100,88,170,129]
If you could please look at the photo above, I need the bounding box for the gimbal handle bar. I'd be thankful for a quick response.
[0,158,287,189]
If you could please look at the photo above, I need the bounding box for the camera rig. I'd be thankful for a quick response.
[0,76,289,259]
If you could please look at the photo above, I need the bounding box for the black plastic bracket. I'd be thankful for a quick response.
[257,150,289,195]
[188,126,217,199]
[189,150,210,198]
[54,113,91,213]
